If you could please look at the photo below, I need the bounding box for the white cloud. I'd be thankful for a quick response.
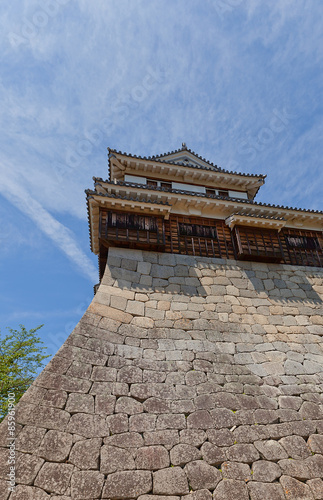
[0,0,322,268]
[0,164,97,282]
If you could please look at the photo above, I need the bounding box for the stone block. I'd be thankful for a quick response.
[103,470,152,498]
[151,264,175,278]
[66,413,109,438]
[136,445,170,470]
[171,399,195,414]
[98,316,121,332]
[34,463,73,495]
[70,471,104,499]
[158,300,171,310]
[137,261,152,274]
[15,453,44,485]
[220,461,251,482]
[146,308,166,319]
[185,371,207,386]
[126,300,145,316]
[279,435,311,459]
[251,460,281,482]
[300,402,323,420]
[143,397,171,413]
[170,443,202,466]
[15,426,46,453]
[109,248,143,261]
[182,490,212,500]
[200,442,226,465]
[37,430,72,462]
[278,455,321,480]
[187,410,214,429]
[106,413,128,434]
[207,429,234,447]
[139,497,180,500]
[153,467,189,495]
[308,434,323,454]
[248,481,285,500]
[115,344,143,359]
[36,371,92,394]
[209,408,236,429]
[69,437,101,469]
[307,478,323,499]
[280,475,315,500]
[110,295,128,311]
[184,460,221,490]
[226,444,259,463]
[100,445,135,474]
[15,403,70,431]
[104,431,144,448]
[254,439,288,461]
[156,413,186,430]
[144,430,179,448]
[95,395,116,415]
[89,302,134,323]
[115,396,143,415]
[121,258,138,271]
[65,393,94,414]
[278,395,302,410]
[179,429,207,447]
[132,316,154,328]
[67,361,92,380]
[140,274,153,286]
[129,414,157,432]
[9,485,50,500]
[117,365,143,383]
[213,479,249,500]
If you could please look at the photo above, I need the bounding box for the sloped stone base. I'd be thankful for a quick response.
[0,248,323,499]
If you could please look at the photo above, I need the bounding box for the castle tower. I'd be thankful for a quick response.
[1,146,323,499]
[87,145,322,278]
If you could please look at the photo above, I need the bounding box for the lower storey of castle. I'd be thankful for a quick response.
[0,249,323,499]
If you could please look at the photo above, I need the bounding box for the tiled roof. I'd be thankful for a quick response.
[108,148,266,179]
[92,178,323,215]
[86,188,171,206]
[230,212,286,221]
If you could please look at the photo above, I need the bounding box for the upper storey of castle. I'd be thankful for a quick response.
[86,145,323,278]
[108,144,266,201]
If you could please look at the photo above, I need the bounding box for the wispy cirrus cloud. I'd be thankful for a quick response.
[0,163,97,282]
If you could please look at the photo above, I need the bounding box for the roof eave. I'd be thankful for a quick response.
[109,149,266,182]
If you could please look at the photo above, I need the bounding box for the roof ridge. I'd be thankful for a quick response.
[151,144,216,166]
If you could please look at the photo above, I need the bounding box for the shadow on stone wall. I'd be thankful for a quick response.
[105,250,323,306]
[0,248,322,498]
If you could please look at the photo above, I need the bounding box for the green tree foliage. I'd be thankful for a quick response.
[0,325,50,422]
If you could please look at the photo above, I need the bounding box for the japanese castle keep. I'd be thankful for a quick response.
[1,145,323,499]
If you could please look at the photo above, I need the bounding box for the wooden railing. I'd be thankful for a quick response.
[233,225,284,263]
[281,229,322,267]
[98,210,323,268]
[165,216,236,260]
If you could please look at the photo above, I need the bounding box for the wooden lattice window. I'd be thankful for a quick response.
[285,235,320,251]
[160,182,172,190]
[147,179,158,188]
[179,223,218,239]
[107,212,158,232]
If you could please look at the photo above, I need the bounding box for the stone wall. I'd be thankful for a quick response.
[0,248,323,499]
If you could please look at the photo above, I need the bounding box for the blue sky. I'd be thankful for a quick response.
[0,0,322,361]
